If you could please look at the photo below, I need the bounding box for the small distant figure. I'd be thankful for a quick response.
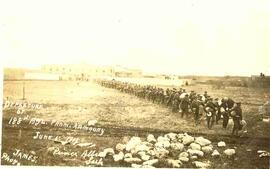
[185,81,189,86]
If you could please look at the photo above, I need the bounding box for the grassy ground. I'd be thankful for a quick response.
[2,80,270,168]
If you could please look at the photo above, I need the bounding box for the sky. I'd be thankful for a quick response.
[0,0,270,76]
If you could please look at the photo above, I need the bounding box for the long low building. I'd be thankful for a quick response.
[4,64,143,80]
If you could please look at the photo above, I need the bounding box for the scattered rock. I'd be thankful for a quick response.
[138,152,151,161]
[116,143,126,152]
[257,150,267,154]
[167,159,182,168]
[179,152,189,158]
[143,159,159,166]
[179,157,189,162]
[259,152,270,158]
[165,133,177,141]
[224,149,236,156]
[147,134,157,143]
[124,157,142,163]
[217,141,226,147]
[170,143,184,151]
[155,140,170,149]
[193,161,211,168]
[125,153,133,158]
[190,143,201,150]
[201,146,213,153]
[187,149,204,157]
[190,156,198,160]
[135,144,151,153]
[87,120,97,126]
[182,134,195,145]
[131,164,142,168]
[113,152,124,162]
[154,148,169,158]
[195,137,211,146]
[126,137,142,151]
[157,136,170,142]
[211,150,220,157]
[141,165,156,168]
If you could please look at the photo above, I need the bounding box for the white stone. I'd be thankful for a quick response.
[179,152,189,158]
[124,153,133,158]
[87,120,97,126]
[141,154,151,161]
[143,166,155,168]
[190,156,198,160]
[187,149,204,157]
[177,133,185,140]
[211,150,220,157]
[193,161,211,168]
[170,143,184,151]
[167,159,182,168]
[155,141,170,149]
[116,143,126,152]
[165,133,177,141]
[141,165,156,168]
[179,157,189,162]
[124,157,142,163]
[224,149,236,156]
[143,159,159,166]
[157,136,170,143]
[201,146,213,153]
[126,137,142,152]
[182,135,195,145]
[135,144,151,153]
[217,141,226,147]
[131,164,142,168]
[190,143,201,150]
[147,134,157,143]
[195,137,211,146]
[113,152,124,162]
[154,148,169,158]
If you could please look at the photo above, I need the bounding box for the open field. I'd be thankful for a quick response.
[2,80,270,168]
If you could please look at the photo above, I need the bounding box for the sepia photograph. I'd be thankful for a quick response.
[1,0,270,168]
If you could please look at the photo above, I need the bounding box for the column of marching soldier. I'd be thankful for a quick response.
[96,79,246,136]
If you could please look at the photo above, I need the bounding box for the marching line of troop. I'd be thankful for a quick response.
[96,79,246,136]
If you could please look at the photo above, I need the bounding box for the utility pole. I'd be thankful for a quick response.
[22,81,25,100]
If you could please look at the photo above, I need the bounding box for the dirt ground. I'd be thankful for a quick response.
[2,80,270,168]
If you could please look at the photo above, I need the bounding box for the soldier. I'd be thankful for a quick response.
[213,98,221,124]
[172,91,180,113]
[230,102,243,136]
[180,94,190,118]
[204,98,217,129]
[191,96,201,125]
[220,97,235,129]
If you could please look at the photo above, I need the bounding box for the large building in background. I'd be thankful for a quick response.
[4,64,143,80]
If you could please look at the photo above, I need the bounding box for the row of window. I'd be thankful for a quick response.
[47,67,113,74]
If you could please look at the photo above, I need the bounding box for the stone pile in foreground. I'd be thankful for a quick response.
[99,132,236,168]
